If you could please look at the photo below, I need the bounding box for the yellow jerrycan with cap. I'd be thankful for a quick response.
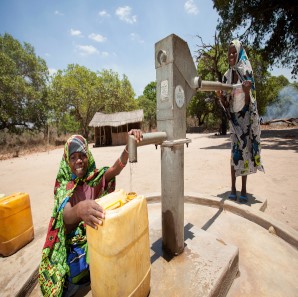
[0,192,34,256]
[86,189,151,297]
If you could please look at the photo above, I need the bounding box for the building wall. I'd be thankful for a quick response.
[94,123,141,146]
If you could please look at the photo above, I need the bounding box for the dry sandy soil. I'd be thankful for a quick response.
[1,127,297,235]
[0,127,298,296]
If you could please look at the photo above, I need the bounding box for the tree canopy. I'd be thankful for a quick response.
[137,81,156,131]
[192,33,291,133]
[0,33,49,133]
[98,69,137,113]
[49,66,137,138]
[190,34,227,132]
[49,64,102,138]
[213,0,298,77]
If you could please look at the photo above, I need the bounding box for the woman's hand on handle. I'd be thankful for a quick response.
[77,200,105,229]
[128,129,143,143]
[63,200,105,232]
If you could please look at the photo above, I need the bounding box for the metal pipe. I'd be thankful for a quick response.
[199,80,234,92]
[128,132,167,163]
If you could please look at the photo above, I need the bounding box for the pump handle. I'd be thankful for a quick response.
[199,80,233,92]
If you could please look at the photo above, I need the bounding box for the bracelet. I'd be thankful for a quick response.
[118,157,126,168]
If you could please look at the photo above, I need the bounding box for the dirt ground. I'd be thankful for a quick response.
[1,127,298,296]
[1,127,298,241]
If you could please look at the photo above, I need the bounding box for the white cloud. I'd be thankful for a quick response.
[70,29,83,37]
[184,0,199,15]
[54,10,64,16]
[99,10,110,17]
[89,33,107,42]
[115,6,137,24]
[76,45,99,55]
[130,33,144,44]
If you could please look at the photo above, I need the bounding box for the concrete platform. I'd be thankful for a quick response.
[148,202,239,297]
[3,194,298,297]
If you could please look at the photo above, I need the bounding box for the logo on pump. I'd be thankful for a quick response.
[175,85,185,108]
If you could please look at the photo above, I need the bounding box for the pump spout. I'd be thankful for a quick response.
[128,132,167,163]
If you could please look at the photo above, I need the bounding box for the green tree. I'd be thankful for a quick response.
[187,94,218,126]
[0,33,49,133]
[246,48,271,115]
[260,75,289,116]
[193,34,274,130]
[119,74,137,111]
[49,66,137,138]
[137,81,156,131]
[49,64,102,138]
[195,34,227,82]
[264,83,296,120]
[193,33,292,132]
[213,0,298,77]
[191,34,229,133]
[98,69,137,113]
[143,81,157,102]
[290,82,298,90]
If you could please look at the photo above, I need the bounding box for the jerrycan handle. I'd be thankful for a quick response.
[104,199,124,210]
[102,193,137,210]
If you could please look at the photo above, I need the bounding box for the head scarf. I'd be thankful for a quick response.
[68,135,87,157]
[223,39,256,101]
[39,135,115,297]
[230,39,255,90]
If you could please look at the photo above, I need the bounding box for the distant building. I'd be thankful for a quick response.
[89,109,144,146]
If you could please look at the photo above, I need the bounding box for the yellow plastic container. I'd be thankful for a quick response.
[0,192,34,256]
[87,189,151,297]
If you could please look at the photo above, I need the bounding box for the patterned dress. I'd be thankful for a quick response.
[38,135,115,296]
[223,40,265,177]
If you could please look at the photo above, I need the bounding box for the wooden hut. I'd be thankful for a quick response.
[89,110,144,146]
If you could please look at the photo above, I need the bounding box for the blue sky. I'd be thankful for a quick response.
[0,0,295,97]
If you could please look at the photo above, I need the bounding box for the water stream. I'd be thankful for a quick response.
[129,162,136,193]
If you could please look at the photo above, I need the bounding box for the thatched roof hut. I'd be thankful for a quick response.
[89,110,144,146]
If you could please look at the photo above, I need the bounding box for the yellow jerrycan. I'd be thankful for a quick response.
[87,189,151,297]
[0,192,34,256]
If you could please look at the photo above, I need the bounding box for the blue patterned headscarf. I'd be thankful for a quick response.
[223,39,256,101]
[229,39,255,91]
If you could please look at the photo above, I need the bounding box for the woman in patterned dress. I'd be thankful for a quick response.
[39,130,142,296]
[217,40,264,203]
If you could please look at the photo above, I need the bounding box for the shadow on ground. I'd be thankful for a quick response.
[216,191,263,208]
[199,128,298,152]
[260,128,298,152]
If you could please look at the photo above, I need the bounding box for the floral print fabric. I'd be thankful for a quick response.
[223,40,265,176]
[38,135,115,296]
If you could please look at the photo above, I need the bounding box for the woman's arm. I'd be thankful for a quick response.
[242,80,252,105]
[216,90,229,108]
[63,199,105,232]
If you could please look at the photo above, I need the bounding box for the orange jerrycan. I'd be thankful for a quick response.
[87,189,151,297]
[0,192,34,256]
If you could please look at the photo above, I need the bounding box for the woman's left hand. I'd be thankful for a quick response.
[242,80,252,94]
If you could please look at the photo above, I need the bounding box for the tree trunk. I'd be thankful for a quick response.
[220,111,228,135]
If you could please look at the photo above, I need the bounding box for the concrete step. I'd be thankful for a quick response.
[10,195,298,297]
